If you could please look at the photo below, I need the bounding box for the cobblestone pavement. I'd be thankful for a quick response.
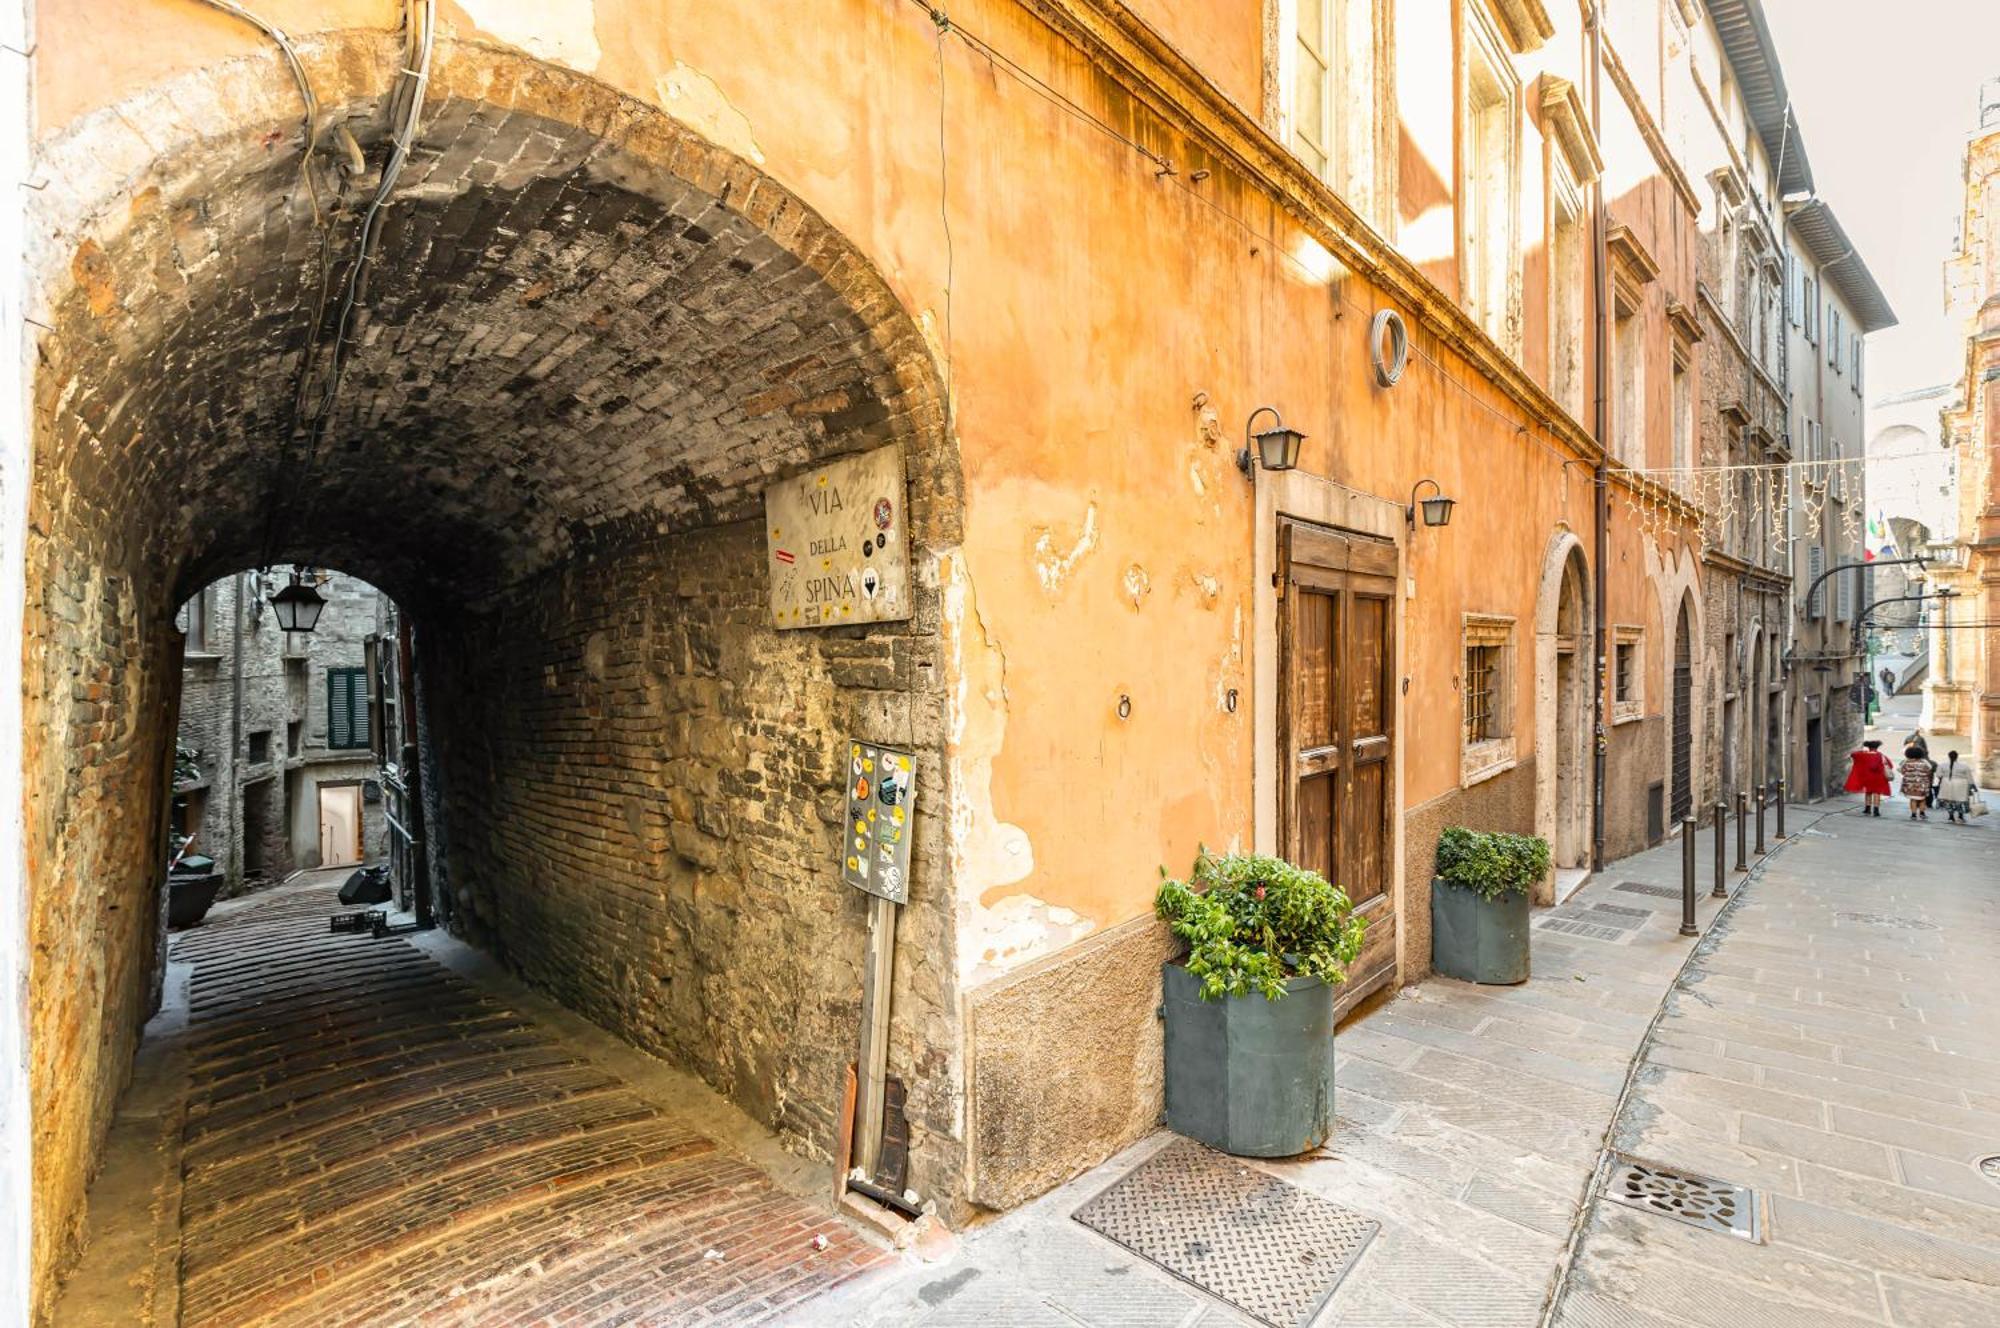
[1553,799,2000,1327]
[57,876,883,1327]
[815,830,1758,1327]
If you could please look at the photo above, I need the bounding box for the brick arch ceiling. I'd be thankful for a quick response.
[30,37,950,616]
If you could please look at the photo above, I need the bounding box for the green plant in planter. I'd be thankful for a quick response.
[1434,826,1551,900]
[1155,850,1366,1001]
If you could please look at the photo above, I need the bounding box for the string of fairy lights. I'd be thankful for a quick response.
[1612,452,1878,560]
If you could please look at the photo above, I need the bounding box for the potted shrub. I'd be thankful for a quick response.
[1430,826,1550,985]
[1154,850,1366,1157]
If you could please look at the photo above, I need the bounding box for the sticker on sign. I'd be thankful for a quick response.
[765,446,909,629]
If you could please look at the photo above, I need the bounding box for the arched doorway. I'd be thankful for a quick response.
[1671,596,1694,824]
[1534,531,1592,889]
[23,36,963,1308]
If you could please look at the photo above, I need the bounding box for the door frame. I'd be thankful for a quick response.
[317,781,364,868]
[1253,473,1405,1017]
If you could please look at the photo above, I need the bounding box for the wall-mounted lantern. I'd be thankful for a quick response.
[1237,406,1306,477]
[270,568,328,633]
[1407,478,1456,530]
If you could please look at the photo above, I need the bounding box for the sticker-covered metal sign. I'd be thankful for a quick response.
[842,740,917,904]
[765,446,910,629]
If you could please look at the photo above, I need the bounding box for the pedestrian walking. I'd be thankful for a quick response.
[1905,728,1929,759]
[1880,665,1896,697]
[1845,740,1893,816]
[1899,745,1937,819]
[1934,751,1978,824]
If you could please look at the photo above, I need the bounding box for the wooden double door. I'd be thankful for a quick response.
[1278,520,1398,1015]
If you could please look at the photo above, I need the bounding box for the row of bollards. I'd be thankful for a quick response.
[1682,780,1785,939]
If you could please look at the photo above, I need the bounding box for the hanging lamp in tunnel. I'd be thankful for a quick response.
[270,569,328,633]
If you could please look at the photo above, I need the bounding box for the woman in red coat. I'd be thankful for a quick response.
[1844,739,1893,816]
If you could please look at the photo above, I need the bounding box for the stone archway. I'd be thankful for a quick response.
[22,35,963,1303]
[1533,529,1592,894]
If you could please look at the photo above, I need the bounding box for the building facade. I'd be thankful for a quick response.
[1928,78,2000,784]
[6,0,1893,1311]
[173,571,389,893]
[1783,199,1893,798]
[1868,384,1957,691]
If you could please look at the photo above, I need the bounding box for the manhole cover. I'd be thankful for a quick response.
[1073,1138,1378,1328]
[1616,881,1683,900]
[1833,911,1940,931]
[1604,1158,1759,1241]
[1534,917,1632,942]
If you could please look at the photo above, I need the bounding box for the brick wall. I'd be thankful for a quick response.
[424,516,964,1208]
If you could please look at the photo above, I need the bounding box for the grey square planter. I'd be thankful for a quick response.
[1430,878,1530,984]
[1161,962,1334,1157]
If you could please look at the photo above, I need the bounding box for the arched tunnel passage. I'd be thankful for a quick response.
[27,34,963,1313]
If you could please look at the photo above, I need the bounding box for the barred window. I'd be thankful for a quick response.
[1465,645,1500,745]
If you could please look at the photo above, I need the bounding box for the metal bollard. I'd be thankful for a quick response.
[1775,780,1787,840]
[1735,791,1748,872]
[1680,818,1699,936]
[1755,783,1767,855]
[1712,801,1729,899]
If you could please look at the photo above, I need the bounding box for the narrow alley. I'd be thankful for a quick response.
[55,877,883,1327]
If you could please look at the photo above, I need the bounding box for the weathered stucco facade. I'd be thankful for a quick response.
[5,2,1899,1318]
[1930,82,2000,786]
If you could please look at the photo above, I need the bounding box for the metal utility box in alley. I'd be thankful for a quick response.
[765,445,910,629]
[841,740,916,904]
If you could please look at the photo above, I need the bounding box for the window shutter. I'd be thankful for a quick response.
[1808,546,1825,619]
[327,667,367,750]
[1837,567,1854,623]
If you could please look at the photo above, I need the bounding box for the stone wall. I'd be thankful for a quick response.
[423,515,964,1209]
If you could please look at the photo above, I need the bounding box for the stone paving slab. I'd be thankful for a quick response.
[1554,796,2000,1327]
[817,827,1755,1327]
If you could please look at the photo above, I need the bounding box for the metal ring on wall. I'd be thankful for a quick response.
[1370,309,1409,388]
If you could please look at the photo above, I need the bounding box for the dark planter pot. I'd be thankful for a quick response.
[1161,962,1334,1157]
[168,871,223,929]
[1430,877,1530,984]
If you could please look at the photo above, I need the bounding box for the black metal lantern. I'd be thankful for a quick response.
[1237,406,1306,476]
[1408,478,1456,529]
[270,569,327,633]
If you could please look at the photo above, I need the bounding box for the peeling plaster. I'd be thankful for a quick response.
[962,892,1096,987]
[1121,562,1151,610]
[654,61,766,166]
[941,551,1054,987]
[1032,502,1098,593]
[457,0,603,73]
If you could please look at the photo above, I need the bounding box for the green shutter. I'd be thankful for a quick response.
[327,667,367,750]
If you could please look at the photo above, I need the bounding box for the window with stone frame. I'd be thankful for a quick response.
[1612,291,1644,464]
[1612,626,1644,724]
[1671,351,1693,475]
[1461,614,1517,784]
[181,585,215,655]
[1549,158,1588,418]
[1284,0,1381,224]
[1461,3,1521,350]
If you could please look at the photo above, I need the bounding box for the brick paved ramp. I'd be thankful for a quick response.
[165,884,881,1327]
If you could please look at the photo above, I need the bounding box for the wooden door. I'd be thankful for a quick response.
[1278,521,1397,1017]
[319,785,362,868]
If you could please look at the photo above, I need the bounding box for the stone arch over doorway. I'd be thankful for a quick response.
[1533,528,1592,898]
[23,34,963,1297]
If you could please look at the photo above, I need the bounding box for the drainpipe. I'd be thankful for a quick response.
[1589,4,1609,872]
[228,571,246,887]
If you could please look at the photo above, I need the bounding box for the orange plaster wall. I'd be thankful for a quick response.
[30,0,1701,971]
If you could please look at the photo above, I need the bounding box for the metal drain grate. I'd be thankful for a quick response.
[1833,911,1941,931]
[1615,881,1684,900]
[1604,1157,1759,1241]
[1589,902,1654,920]
[1073,1138,1378,1328]
[1534,917,1632,942]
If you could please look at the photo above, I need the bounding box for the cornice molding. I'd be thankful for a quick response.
[1666,298,1703,348]
[1538,75,1603,184]
[1489,0,1557,53]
